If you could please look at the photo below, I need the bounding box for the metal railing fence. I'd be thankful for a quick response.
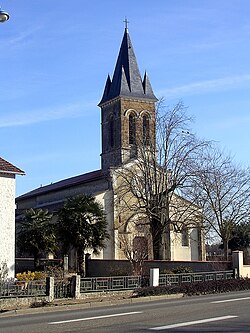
[0,280,46,298]
[80,275,143,293]
[54,280,72,298]
[159,270,234,286]
[0,270,235,298]
[80,271,234,293]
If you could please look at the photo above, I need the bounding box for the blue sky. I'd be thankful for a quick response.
[1,0,249,196]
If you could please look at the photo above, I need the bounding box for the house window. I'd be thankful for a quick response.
[143,115,150,145]
[182,226,189,247]
[129,114,136,144]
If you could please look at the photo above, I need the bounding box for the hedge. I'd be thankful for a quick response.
[134,278,250,297]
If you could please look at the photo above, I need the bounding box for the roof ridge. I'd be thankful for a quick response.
[0,156,25,175]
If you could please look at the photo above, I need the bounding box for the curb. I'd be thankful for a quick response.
[0,293,183,317]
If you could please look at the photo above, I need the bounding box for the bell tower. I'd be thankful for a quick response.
[98,26,157,170]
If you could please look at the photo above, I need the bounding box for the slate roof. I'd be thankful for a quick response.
[16,169,109,201]
[99,28,157,105]
[0,157,25,175]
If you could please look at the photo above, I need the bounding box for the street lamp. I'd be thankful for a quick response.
[0,7,9,23]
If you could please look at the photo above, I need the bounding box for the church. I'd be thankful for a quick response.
[16,27,205,267]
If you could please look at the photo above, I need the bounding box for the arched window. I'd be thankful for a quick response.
[129,114,136,144]
[182,226,189,247]
[109,116,114,148]
[143,115,150,145]
[133,236,148,260]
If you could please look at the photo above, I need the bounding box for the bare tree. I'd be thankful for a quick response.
[188,148,250,260]
[113,101,208,260]
[118,221,150,275]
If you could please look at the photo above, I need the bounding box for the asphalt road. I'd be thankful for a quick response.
[0,290,250,332]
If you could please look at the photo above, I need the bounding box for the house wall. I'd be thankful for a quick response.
[0,173,16,278]
[232,251,250,278]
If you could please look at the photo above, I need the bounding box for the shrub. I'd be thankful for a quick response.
[135,285,182,297]
[173,266,193,274]
[30,300,49,308]
[33,271,46,280]
[134,278,250,297]
[16,271,46,281]
[161,269,174,274]
[46,266,64,280]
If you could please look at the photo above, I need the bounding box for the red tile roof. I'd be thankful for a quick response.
[0,157,25,175]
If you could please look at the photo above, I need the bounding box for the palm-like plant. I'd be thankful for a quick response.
[17,208,57,269]
[57,194,109,276]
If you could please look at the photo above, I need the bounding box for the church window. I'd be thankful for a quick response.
[109,117,114,148]
[129,114,136,144]
[182,226,189,247]
[133,236,148,260]
[143,115,150,145]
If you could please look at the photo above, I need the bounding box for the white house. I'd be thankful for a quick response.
[0,157,24,278]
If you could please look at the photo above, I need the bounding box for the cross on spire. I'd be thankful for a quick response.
[124,17,129,30]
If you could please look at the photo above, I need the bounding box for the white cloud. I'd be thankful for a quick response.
[158,74,250,98]
[0,101,96,128]
[4,25,43,49]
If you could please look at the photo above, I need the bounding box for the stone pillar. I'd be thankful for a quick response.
[46,276,54,302]
[71,275,81,299]
[150,268,159,287]
[64,255,69,275]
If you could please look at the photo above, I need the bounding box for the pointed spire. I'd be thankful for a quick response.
[99,28,157,105]
[142,71,156,99]
[99,74,112,104]
[120,65,131,94]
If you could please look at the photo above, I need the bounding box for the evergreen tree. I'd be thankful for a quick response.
[17,208,57,269]
[57,194,109,276]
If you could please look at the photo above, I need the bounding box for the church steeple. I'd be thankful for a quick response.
[99,28,157,105]
[99,27,157,170]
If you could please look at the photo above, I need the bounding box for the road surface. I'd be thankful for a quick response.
[0,290,249,332]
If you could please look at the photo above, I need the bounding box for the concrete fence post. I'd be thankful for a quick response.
[64,255,69,275]
[150,268,159,287]
[232,250,244,278]
[46,276,54,302]
[71,275,81,299]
